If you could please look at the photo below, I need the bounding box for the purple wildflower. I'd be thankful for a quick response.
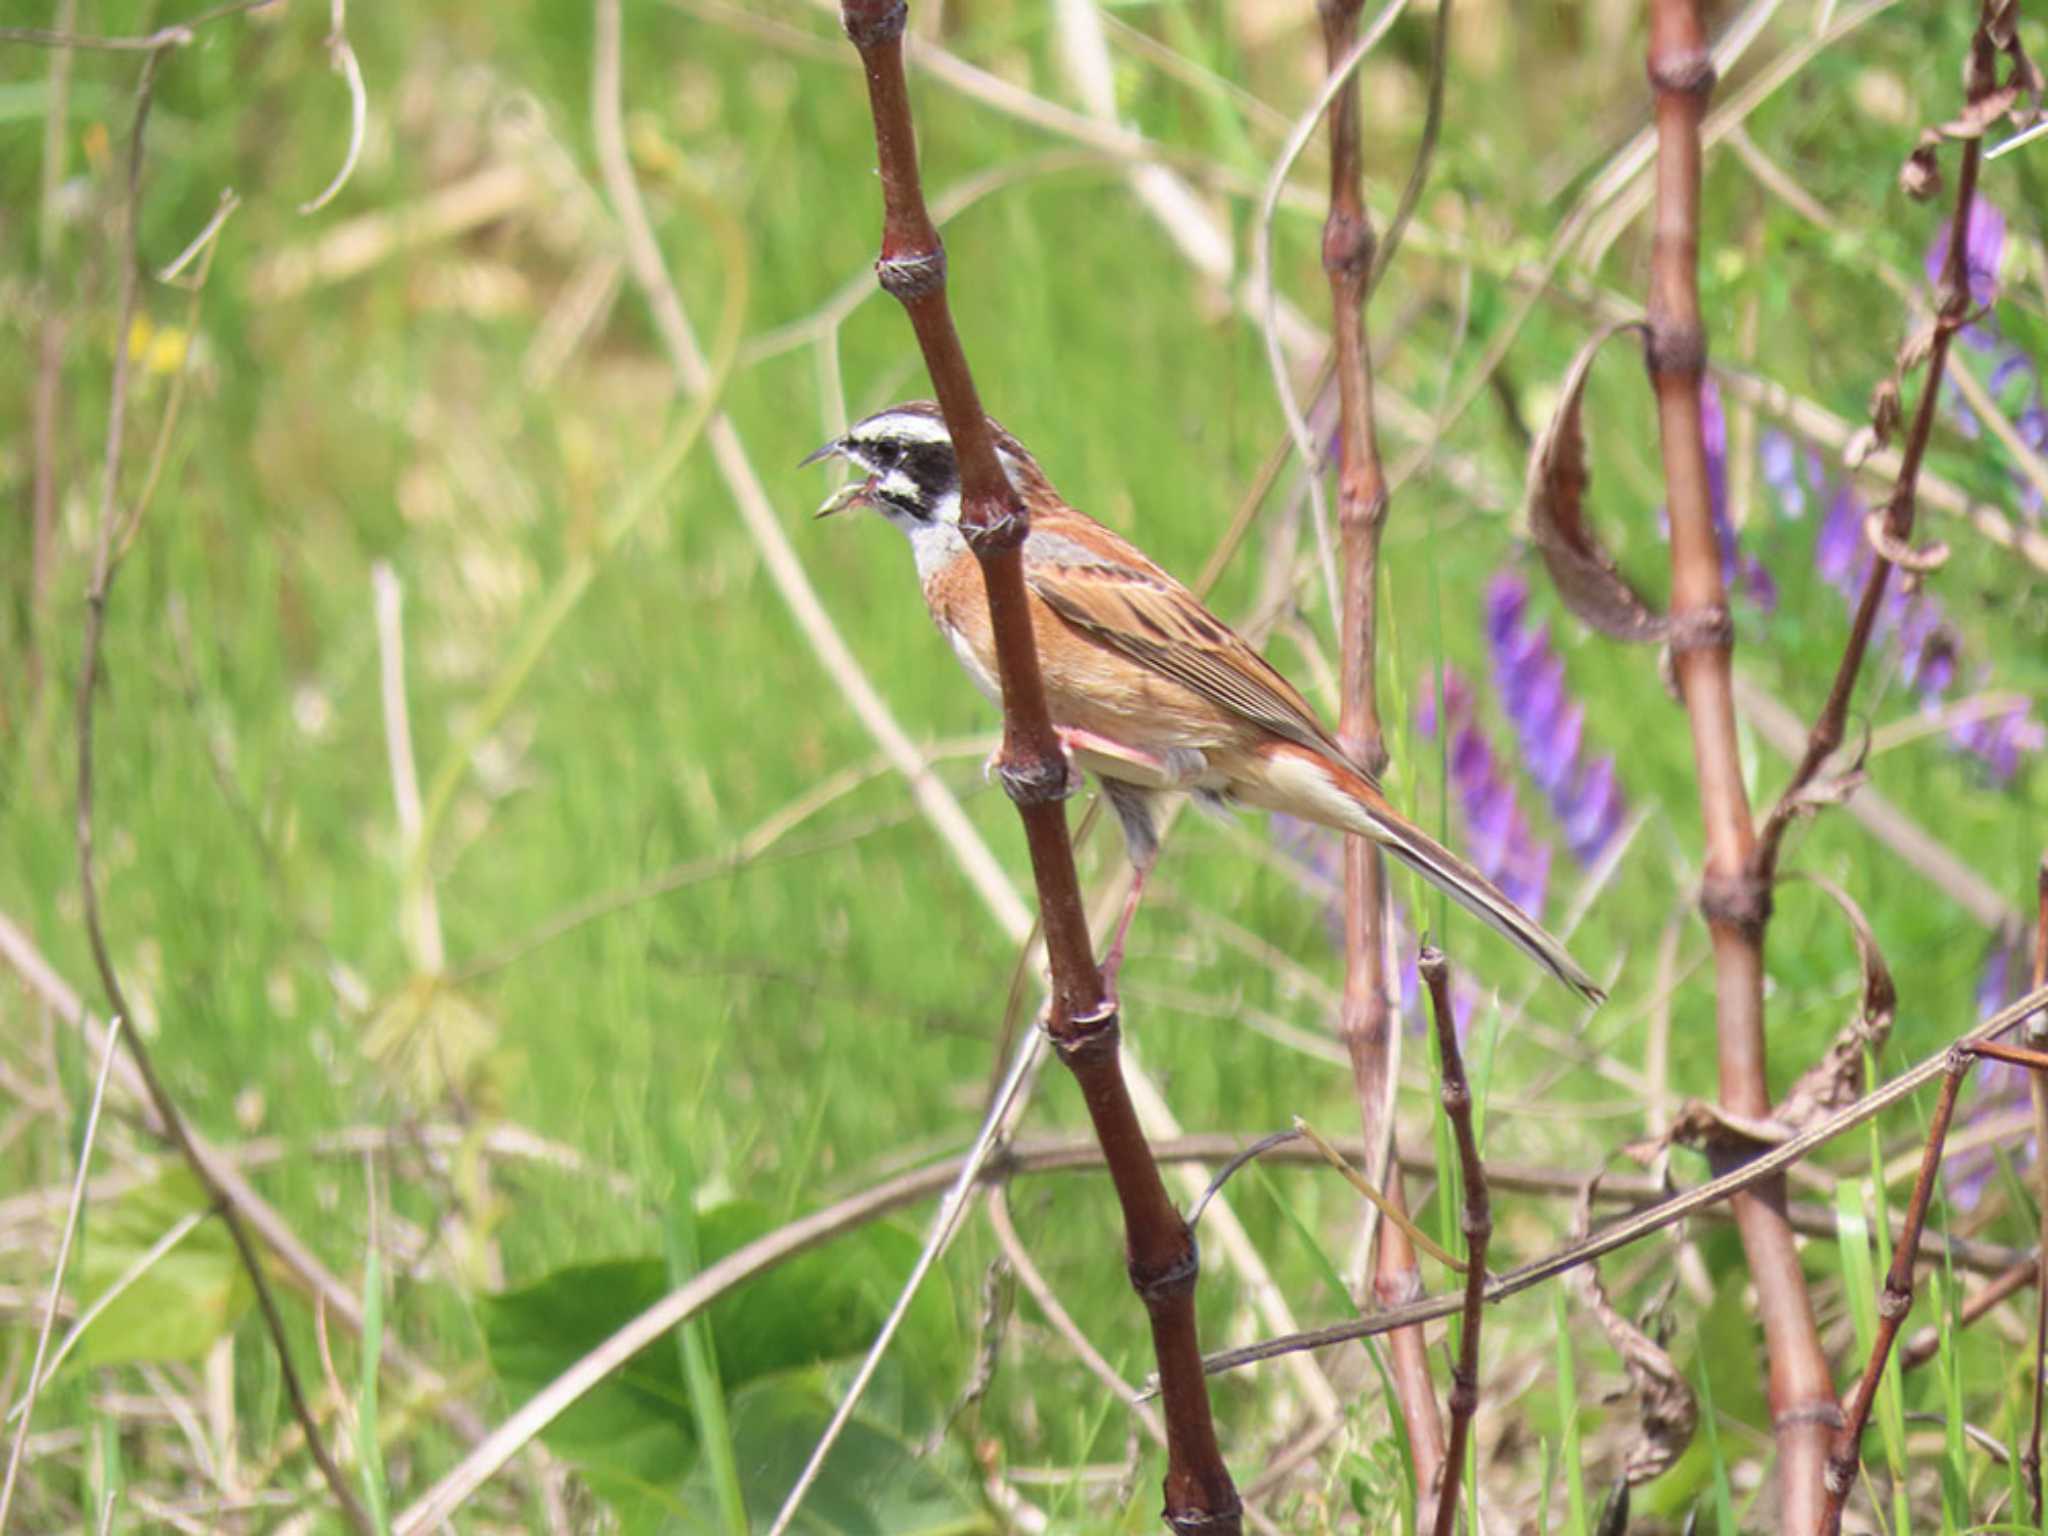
[1482,574,1628,866]
[1417,669,1553,920]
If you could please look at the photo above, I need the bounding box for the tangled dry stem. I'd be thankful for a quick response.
[63,36,373,1536]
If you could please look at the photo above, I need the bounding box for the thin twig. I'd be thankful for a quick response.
[1753,57,1991,883]
[1821,1052,1970,1534]
[2024,853,2048,1519]
[0,1019,123,1528]
[69,45,372,1533]
[1898,1253,2039,1374]
[1421,948,1490,1536]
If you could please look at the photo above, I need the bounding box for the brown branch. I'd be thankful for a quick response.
[1821,1053,1970,1534]
[1643,1,1834,1526]
[68,44,372,1536]
[1898,1253,2039,1374]
[2025,853,2048,1519]
[833,3,1237,1527]
[1420,949,1490,1536]
[1316,0,1448,1505]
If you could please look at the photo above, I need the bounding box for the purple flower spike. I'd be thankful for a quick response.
[1418,666,1555,921]
[1482,572,1630,868]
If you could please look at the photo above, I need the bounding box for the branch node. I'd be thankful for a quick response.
[839,0,906,48]
[1699,870,1772,936]
[1646,48,1716,96]
[1666,603,1733,655]
[1642,316,1708,379]
[1321,206,1375,279]
[1166,1500,1246,1534]
[1047,1003,1120,1063]
[1447,1371,1479,1417]
[995,749,1075,808]
[1877,1283,1913,1321]
[876,245,946,302]
[1130,1239,1201,1305]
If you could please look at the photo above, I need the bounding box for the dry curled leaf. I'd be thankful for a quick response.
[1941,84,2023,139]
[1524,320,1671,643]
[1900,134,1943,200]
[1628,1098,1790,1166]
[1985,0,2046,118]
[1870,376,1905,443]
[1864,511,1951,573]
[1570,1178,1699,1485]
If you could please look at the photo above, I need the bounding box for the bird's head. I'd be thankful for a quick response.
[803,402,1041,538]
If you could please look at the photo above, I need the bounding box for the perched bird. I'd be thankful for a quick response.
[805,401,1604,1004]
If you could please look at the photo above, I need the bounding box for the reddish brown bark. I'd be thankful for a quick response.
[1317,0,1448,1508]
[838,4,1238,1525]
[1644,2,1834,1528]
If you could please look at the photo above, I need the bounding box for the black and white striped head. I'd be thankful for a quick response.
[804,402,966,533]
[803,401,1048,537]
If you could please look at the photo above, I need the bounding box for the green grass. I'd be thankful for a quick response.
[3,1,2046,1531]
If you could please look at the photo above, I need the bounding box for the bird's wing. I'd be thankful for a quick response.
[1022,524,1356,770]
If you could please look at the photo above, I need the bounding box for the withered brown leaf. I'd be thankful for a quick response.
[1523,320,1669,644]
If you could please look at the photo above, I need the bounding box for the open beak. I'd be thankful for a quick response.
[813,477,874,518]
[801,437,872,518]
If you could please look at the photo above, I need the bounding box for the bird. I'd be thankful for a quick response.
[804,400,1604,1004]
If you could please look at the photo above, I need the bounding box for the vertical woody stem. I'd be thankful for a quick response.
[1643,1,1833,1529]
[837,4,1239,1526]
[1318,0,1448,1506]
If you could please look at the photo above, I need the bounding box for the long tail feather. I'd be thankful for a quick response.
[1252,744,1606,1004]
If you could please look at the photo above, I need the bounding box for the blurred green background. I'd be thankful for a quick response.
[3,0,2046,1530]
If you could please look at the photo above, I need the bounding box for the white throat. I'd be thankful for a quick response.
[903,508,968,581]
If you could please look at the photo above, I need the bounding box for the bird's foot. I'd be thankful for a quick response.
[983,734,1086,799]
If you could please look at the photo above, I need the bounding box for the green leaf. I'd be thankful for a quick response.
[71,1169,250,1369]
[696,1203,956,1406]
[680,1376,987,1535]
[482,1258,699,1533]
[482,1206,960,1528]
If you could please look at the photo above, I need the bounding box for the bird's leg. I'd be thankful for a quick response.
[1095,777,1164,1004]
[1098,858,1153,997]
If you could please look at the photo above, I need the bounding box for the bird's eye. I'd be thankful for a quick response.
[875,442,902,468]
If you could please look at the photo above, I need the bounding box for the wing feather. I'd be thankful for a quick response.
[1022,530,1355,770]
